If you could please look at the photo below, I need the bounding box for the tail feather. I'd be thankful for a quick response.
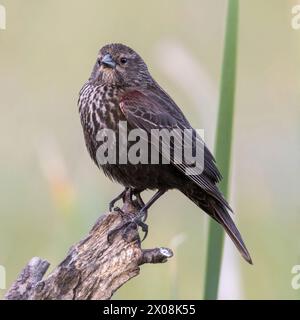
[212,203,253,264]
[181,188,253,264]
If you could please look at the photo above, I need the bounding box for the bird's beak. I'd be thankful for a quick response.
[101,54,116,68]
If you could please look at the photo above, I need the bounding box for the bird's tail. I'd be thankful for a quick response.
[181,188,253,264]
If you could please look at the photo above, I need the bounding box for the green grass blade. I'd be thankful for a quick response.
[203,0,239,300]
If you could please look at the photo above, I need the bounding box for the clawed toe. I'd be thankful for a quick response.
[107,209,149,244]
[108,188,129,212]
[135,219,148,241]
[107,220,133,244]
[113,206,124,214]
[133,210,148,240]
[107,189,166,244]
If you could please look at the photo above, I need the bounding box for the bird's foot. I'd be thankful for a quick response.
[109,187,146,212]
[107,209,149,244]
[113,206,121,212]
[107,220,134,244]
[108,188,129,212]
[132,209,148,240]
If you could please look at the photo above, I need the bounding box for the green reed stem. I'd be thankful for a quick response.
[203,0,239,300]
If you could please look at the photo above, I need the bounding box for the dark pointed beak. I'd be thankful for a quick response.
[101,54,116,68]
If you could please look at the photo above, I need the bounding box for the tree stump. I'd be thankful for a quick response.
[5,191,173,300]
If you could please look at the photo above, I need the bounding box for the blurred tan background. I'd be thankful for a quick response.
[0,0,299,299]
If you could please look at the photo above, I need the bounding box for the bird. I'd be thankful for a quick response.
[78,43,252,264]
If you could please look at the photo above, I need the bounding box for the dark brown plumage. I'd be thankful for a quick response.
[78,43,252,264]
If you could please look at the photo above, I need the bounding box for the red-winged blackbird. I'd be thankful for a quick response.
[78,43,252,264]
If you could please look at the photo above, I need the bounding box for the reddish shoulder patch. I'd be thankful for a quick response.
[120,90,145,113]
[120,90,144,103]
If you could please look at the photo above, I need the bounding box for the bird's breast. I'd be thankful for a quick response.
[79,83,126,135]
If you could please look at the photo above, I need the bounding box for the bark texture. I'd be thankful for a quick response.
[5,195,173,300]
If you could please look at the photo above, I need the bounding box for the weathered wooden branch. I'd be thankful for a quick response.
[5,192,173,300]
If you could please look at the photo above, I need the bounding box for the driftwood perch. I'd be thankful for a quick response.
[5,192,173,300]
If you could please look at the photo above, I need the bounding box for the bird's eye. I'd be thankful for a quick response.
[120,57,128,65]
[97,59,101,66]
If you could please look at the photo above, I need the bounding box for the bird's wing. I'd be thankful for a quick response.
[120,88,230,210]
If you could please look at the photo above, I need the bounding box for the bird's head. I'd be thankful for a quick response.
[90,43,152,87]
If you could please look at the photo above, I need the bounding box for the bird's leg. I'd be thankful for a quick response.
[131,188,146,212]
[132,189,167,241]
[107,187,138,243]
[109,187,129,212]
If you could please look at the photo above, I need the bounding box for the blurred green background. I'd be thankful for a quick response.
[0,0,299,299]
